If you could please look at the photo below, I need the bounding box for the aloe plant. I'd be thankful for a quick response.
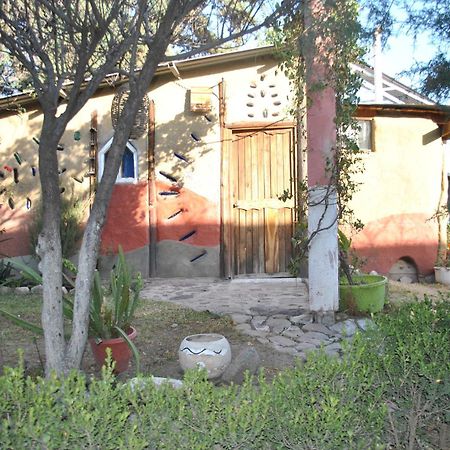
[0,247,142,372]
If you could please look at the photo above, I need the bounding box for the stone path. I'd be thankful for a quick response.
[141,277,374,360]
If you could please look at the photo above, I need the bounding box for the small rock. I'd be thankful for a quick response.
[171,323,178,328]
[62,287,68,295]
[330,319,358,337]
[30,285,44,294]
[256,337,269,345]
[14,286,30,295]
[369,270,378,275]
[0,286,12,295]
[230,313,251,325]
[251,317,270,332]
[221,347,261,384]
[290,313,313,325]
[302,323,335,336]
[268,335,297,347]
[266,317,291,333]
[356,318,374,331]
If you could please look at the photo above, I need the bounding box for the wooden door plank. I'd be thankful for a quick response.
[265,208,279,273]
[237,134,247,274]
[245,134,253,274]
[257,132,265,273]
[277,131,286,272]
[250,133,260,273]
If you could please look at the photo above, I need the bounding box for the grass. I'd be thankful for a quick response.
[0,293,247,379]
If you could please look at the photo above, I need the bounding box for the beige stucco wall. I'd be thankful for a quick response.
[350,116,446,275]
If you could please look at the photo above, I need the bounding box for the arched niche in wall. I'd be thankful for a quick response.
[98,137,139,184]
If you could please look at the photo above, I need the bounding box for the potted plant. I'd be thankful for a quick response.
[338,230,387,314]
[0,246,142,374]
[87,248,143,373]
[434,242,450,285]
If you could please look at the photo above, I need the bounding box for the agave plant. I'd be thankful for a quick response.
[0,246,142,372]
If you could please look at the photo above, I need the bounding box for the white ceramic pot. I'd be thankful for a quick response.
[434,266,450,285]
[179,333,232,379]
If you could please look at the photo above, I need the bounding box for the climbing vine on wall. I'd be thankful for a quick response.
[270,0,366,275]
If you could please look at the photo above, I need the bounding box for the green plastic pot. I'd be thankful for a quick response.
[339,274,387,313]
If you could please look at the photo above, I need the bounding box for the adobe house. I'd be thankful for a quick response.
[0,46,449,280]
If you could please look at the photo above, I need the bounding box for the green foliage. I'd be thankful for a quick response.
[89,247,143,340]
[0,247,142,369]
[28,195,85,259]
[1,300,448,448]
[360,0,449,103]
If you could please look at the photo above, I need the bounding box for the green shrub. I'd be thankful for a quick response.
[28,195,85,259]
[0,300,448,449]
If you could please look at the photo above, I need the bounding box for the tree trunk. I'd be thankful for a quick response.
[37,116,67,375]
[63,35,173,372]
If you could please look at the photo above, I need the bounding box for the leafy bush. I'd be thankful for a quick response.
[0,300,448,449]
[28,195,85,259]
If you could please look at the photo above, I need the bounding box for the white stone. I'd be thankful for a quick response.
[369,270,378,275]
[14,286,30,295]
[62,286,68,295]
[30,285,43,294]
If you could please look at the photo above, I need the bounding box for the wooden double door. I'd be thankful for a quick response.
[223,126,297,277]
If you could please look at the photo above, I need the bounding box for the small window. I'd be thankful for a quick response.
[98,138,138,183]
[357,119,373,151]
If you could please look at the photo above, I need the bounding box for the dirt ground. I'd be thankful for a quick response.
[1,280,448,381]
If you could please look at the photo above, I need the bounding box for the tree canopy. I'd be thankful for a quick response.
[360,0,450,103]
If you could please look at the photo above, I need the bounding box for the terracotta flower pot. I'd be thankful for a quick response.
[89,326,137,373]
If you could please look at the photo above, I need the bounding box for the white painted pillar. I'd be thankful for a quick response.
[308,187,339,311]
[304,0,339,312]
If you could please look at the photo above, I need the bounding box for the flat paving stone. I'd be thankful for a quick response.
[302,323,336,336]
[301,331,329,341]
[331,319,358,336]
[295,342,317,352]
[290,313,313,325]
[268,335,297,347]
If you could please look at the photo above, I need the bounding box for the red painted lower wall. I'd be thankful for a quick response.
[352,213,438,275]
[100,182,149,254]
[155,180,220,247]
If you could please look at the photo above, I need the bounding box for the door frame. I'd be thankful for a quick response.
[220,121,297,279]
